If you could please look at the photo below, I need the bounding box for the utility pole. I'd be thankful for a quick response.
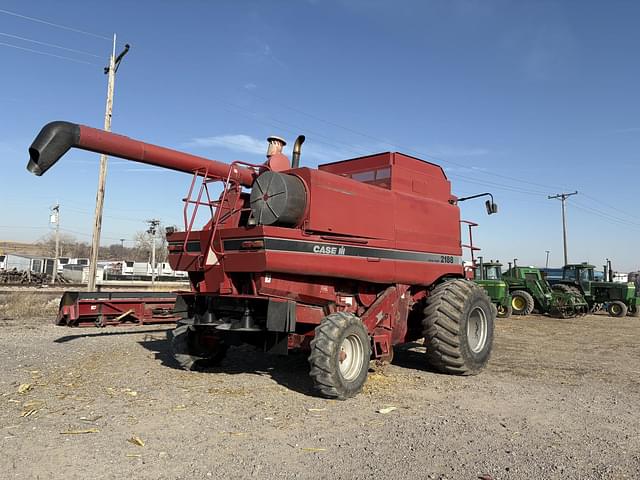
[146,219,160,286]
[548,191,578,266]
[545,250,550,268]
[50,202,60,284]
[87,35,130,291]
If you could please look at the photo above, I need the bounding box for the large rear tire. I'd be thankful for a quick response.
[168,321,228,371]
[511,290,535,315]
[422,279,494,375]
[308,312,371,400]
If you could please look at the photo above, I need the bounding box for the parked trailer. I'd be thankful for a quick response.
[57,291,179,327]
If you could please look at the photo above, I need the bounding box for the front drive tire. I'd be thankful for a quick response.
[497,302,513,319]
[422,279,495,375]
[168,321,228,371]
[607,301,628,318]
[309,312,371,400]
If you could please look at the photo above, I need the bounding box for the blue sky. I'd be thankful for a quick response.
[0,0,639,270]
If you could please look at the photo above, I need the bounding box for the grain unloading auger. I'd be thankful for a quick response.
[28,120,498,399]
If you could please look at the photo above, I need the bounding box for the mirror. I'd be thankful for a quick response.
[485,200,498,215]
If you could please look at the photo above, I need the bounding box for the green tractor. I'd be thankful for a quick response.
[548,262,640,317]
[502,262,588,318]
[472,258,512,318]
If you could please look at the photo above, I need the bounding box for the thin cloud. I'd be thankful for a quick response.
[239,42,287,69]
[185,133,352,164]
[186,134,266,155]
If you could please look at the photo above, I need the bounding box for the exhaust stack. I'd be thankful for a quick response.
[27,121,256,187]
[292,135,305,168]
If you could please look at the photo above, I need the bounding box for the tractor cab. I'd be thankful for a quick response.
[474,261,503,281]
[562,263,595,295]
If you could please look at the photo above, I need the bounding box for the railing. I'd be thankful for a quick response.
[460,220,480,264]
[180,161,268,268]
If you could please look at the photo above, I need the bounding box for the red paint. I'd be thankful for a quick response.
[78,125,256,186]
[57,293,179,327]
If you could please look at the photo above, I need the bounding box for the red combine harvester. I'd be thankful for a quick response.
[27,121,497,399]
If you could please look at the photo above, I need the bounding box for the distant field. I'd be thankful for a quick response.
[0,241,44,257]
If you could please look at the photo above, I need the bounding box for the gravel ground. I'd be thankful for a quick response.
[1,309,639,480]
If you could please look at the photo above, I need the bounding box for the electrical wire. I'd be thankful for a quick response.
[0,31,102,58]
[0,8,111,41]
[0,41,100,66]
[225,91,640,232]
[579,192,640,223]
[571,202,640,228]
[241,90,577,193]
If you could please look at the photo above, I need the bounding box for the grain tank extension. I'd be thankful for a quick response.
[27,120,497,399]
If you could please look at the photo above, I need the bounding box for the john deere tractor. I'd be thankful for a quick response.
[548,262,640,317]
[502,263,588,318]
[472,259,512,318]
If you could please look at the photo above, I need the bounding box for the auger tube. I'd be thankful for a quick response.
[27,121,256,186]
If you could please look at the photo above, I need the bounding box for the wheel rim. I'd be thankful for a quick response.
[611,304,621,315]
[512,296,525,311]
[497,305,506,315]
[338,333,365,381]
[466,306,488,353]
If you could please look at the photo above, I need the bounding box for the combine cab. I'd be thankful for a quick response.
[27,121,499,399]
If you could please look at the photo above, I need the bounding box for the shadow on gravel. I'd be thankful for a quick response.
[390,342,440,373]
[54,327,170,343]
[138,336,317,397]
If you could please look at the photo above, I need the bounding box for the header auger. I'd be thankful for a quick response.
[28,120,497,399]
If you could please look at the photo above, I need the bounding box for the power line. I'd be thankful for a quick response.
[0,8,111,41]
[579,192,640,223]
[0,31,101,58]
[0,41,100,66]
[572,202,640,229]
[209,96,562,199]
[241,90,576,193]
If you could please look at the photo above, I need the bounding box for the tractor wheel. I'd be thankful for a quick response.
[607,301,628,318]
[422,279,494,375]
[168,321,228,371]
[628,305,640,318]
[308,312,371,400]
[496,302,513,319]
[510,290,535,315]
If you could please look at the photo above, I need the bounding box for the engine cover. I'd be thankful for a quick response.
[250,171,307,226]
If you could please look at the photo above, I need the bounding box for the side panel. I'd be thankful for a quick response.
[296,168,395,240]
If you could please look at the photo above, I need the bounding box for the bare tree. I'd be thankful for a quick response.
[134,224,168,263]
[37,233,79,258]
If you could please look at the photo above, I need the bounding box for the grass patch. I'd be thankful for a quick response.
[0,292,59,321]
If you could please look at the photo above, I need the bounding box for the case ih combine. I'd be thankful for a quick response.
[27,121,497,399]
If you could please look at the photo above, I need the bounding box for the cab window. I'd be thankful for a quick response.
[349,167,391,189]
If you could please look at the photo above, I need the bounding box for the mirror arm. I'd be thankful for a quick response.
[456,192,495,204]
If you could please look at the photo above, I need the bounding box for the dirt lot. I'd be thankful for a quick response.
[1,294,639,479]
